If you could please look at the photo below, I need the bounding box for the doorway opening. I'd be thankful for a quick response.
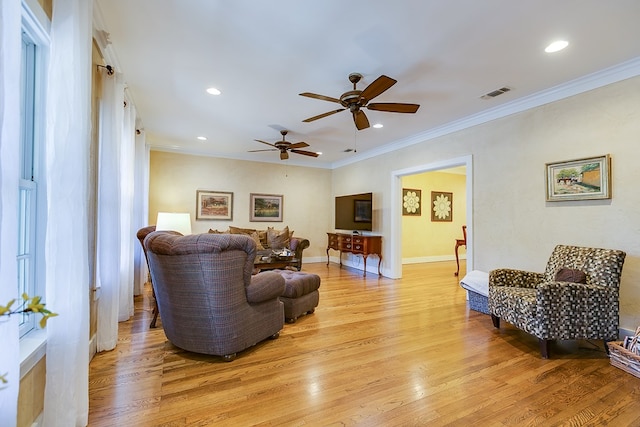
[389,155,473,279]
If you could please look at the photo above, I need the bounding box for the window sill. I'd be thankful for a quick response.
[20,329,46,380]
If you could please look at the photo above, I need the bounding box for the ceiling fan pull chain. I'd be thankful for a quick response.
[354,127,357,153]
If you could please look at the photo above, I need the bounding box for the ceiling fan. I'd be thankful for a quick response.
[299,73,420,130]
[248,130,319,161]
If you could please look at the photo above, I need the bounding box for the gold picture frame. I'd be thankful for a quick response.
[250,193,283,222]
[196,190,233,220]
[545,154,611,201]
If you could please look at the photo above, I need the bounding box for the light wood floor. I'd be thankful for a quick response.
[88,261,640,426]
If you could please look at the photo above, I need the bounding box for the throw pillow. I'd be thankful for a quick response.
[229,226,256,235]
[555,268,587,284]
[257,230,268,247]
[249,231,265,250]
[208,228,228,234]
[267,226,290,250]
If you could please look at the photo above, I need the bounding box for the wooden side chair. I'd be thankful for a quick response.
[454,225,467,276]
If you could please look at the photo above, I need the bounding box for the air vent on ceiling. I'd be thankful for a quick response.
[480,86,512,100]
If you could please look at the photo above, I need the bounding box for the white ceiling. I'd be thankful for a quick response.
[94,0,640,168]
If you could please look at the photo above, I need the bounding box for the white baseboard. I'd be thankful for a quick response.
[302,255,325,265]
[402,255,466,264]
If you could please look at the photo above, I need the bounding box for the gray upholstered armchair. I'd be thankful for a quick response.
[144,231,285,361]
[489,245,626,358]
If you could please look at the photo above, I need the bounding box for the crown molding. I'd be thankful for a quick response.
[331,56,640,169]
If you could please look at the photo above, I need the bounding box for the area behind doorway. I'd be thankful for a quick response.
[389,155,473,279]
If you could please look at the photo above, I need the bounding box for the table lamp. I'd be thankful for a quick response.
[155,212,192,235]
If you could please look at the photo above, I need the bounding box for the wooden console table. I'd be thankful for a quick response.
[326,233,382,277]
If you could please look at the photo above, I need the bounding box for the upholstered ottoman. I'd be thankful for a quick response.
[273,270,320,323]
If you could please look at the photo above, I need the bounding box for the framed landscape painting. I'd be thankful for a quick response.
[196,190,233,220]
[545,154,611,201]
[250,193,283,222]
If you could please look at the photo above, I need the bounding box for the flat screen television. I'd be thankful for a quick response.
[335,192,373,232]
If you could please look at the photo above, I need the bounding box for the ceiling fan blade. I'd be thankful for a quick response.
[353,110,370,130]
[254,139,277,147]
[302,108,345,123]
[367,102,420,113]
[299,92,342,104]
[291,149,319,157]
[280,151,289,160]
[288,142,309,149]
[359,75,397,102]
[248,149,278,152]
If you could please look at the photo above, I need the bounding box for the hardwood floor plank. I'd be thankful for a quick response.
[88,261,640,426]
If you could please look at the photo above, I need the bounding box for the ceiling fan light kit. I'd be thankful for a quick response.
[299,72,420,131]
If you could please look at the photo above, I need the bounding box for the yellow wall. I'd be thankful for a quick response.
[401,171,466,261]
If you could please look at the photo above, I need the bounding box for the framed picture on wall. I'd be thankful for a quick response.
[402,188,421,216]
[196,190,233,220]
[250,193,283,222]
[545,154,611,201]
[431,191,453,222]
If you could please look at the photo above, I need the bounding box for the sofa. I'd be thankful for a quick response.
[144,231,286,361]
[209,225,309,270]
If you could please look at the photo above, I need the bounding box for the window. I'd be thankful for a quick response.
[18,31,38,336]
[19,4,47,337]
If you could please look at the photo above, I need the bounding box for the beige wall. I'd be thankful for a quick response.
[402,171,466,261]
[149,151,332,261]
[331,75,640,332]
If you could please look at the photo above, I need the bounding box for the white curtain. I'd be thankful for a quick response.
[133,129,150,296]
[43,0,92,425]
[119,94,136,321]
[95,69,124,351]
[0,0,22,424]
[96,74,140,350]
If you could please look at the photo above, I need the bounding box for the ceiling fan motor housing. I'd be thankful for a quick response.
[341,90,364,111]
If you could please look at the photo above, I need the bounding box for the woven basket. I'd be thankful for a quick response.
[608,341,640,379]
[468,290,489,314]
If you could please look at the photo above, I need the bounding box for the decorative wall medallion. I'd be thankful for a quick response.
[431,191,453,222]
[402,188,421,216]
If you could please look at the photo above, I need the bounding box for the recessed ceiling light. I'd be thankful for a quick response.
[373,123,383,129]
[197,136,207,141]
[545,40,569,53]
[206,87,221,95]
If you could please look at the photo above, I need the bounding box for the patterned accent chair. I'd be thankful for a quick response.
[144,231,285,361]
[488,245,626,358]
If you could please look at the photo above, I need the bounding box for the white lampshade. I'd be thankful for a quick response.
[155,212,192,235]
